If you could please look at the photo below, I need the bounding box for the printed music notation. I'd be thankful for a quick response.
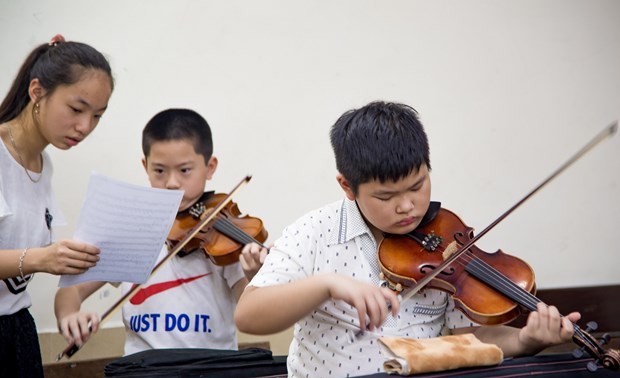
[59,172,183,287]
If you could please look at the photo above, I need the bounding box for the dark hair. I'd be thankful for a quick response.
[142,109,214,164]
[0,40,114,123]
[330,101,431,194]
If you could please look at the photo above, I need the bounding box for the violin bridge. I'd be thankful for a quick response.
[442,241,459,260]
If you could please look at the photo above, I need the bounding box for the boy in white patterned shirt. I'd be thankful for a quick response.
[235,101,580,378]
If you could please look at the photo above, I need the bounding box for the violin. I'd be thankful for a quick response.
[379,202,536,326]
[167,192,268,265]
[377,122,620,372]
[378,203,619,371]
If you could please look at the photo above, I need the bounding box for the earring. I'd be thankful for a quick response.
[34,103,40,115]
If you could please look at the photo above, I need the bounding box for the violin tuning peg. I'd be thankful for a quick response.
[599,333,610,345]
[585,321,599,333]
[572,348,585,358]
[587,361,599,372]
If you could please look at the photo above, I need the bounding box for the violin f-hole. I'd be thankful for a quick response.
[420,264,456,277]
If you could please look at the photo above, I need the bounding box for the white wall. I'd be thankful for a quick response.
[1,0,619,334]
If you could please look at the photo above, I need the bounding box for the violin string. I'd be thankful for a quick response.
[453,254,595,351]
[449,251,593,347]
[465,253,596,349]
[424,242,538,310]
[213,218,256,245]
[460,254,538,310]
[213,217,265,247]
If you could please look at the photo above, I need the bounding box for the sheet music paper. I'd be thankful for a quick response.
[59,172,183,287]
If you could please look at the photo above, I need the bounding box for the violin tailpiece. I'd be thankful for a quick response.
[421,233,442,251]
[189,202,205,218]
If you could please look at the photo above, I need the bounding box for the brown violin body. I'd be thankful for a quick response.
[167,192,268,265]
[378,202,619,371]
[379,205,535,326]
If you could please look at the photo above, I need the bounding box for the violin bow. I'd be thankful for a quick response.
[56,175,253,361]
[399,121,617,303]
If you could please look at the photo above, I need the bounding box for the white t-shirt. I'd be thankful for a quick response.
[250,198,477,378]
[121,245,246,355]
[0,138,64,315]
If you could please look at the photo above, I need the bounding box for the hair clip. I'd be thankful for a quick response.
[49,34,66,46]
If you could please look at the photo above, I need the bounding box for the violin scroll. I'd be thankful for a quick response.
[571,321,619,371]
[600,348,620,371]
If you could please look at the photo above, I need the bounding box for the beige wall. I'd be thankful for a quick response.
[2,0,619,366]
[4,1,619,338]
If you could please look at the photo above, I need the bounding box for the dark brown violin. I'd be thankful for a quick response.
[167,192,268,265]
[377,122,620,371]
[378,203,619,371]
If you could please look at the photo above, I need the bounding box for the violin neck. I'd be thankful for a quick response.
[466,254,618,369]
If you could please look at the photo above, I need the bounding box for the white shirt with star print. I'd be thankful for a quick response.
[249,198,477,378]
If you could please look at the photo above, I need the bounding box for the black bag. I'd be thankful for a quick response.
[104,347,287,378]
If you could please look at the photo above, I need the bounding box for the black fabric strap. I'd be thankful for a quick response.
[104,347,287,378]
